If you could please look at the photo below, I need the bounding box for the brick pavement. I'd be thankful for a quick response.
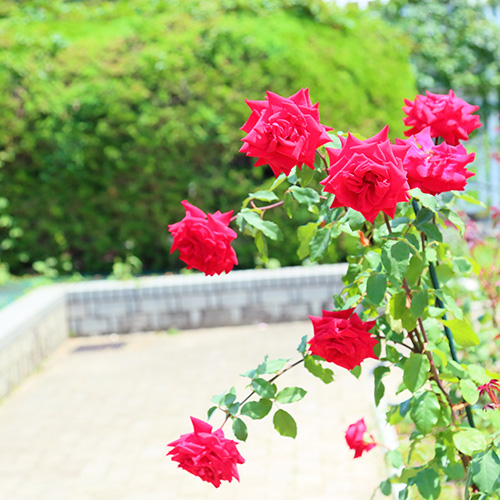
[0,322,387,500]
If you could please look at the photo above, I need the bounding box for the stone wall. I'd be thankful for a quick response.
[65,264,348,335]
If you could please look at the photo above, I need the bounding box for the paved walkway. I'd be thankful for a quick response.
[0,322,387,500]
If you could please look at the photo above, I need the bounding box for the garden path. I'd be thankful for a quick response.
[0,322,387,500]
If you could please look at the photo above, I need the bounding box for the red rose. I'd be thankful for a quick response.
[396,127,475,195]
[321,126,410,223]
[403,90,482,146]
[345,418,377,459]
[239,88,332,177]
[167,417,245,488]
[308,308,378,370]
[168,201,237,276]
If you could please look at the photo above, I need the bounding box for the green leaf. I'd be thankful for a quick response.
[453,191,486,207]
[297,222,318,259]
[273,409,297,438]
[249,190,279,202]
[258,356,290,374]
[283,191,294,218]
[240,398,273,419]
[406,255,426,286]
[251,378,277,399]
[374,366,390,406]
[441,318,479,347]
[410,391,440,434]
[391,241,410,262]
[410,291,428,319]
[270,173,287,191]
[415,468,441,500]
[446,209,465,234]
[435,290,464,320]
[460,379,479,405]
[350,365,362,379]
[366,274,387,305]
[414,207,435,227]
[241,210,283,241]
[297,165,315,187]
[297,335,308,355]
[254,231,268,263]
[404,353,430,393]
[289,185,320,205]
[410,189,438,211]
[420,223,443,242]
[469,449,500,493]
[207,406,217,420]
[380,479,392,496]
[304,355,334,384]
[232,418,248,441]
[386,449,404,468]
[276,386,307,404]
[310,226,331,261]
[453,429,487,456]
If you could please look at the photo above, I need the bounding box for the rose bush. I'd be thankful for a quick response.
[167,89,500,500]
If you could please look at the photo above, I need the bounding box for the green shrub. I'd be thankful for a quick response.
[0,0,415,274]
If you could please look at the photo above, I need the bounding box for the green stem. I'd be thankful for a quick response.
[411,198,475,428]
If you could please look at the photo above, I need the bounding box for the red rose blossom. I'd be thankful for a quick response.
[239,88,332,177]
[403,90,482,145]
[396,127,475,195]
[168,201,237,276]
[308,308,378,370]
[321,126,410,223]
[167,417,245,488]
[345,418,377,459]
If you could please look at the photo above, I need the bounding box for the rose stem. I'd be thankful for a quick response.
[411,197,475,428]
[383,213,392,234]
[229,200,285,222]
[220,358,304,429]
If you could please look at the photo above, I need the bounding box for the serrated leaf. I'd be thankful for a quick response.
[404,353,430,393]
[249,190,279,202]
[374,366,390,406]
[420,223,443,242]
[254,231,268,263]
[460,379,479,405]
[391,241,410,262]
[304,355,334,383]
[310,226,331,261]
[297,335,308,354]
[380,479,392,496]
[273,409,297,438]
[232,418,248,441]
[453,429,487,456]
[241,211,283,241]
[258,357,289,374]
[240,398,272,419]
[270,173,287,191]
[297,165,315,186]
[276,386,307,404]
[366,274,387,305]
[441,318,479,347]
[251,378,276,399]
[289,186,320,205]
[414,207,435,227]
[283,191,294,218]
[410,391,440,434]
[406,255,426,286]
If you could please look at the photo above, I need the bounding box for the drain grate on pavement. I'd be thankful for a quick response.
[72,342,126,353]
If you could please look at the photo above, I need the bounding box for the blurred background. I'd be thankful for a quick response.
[0,0,498,290]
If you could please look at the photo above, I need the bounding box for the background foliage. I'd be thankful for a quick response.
[0,0,415,275]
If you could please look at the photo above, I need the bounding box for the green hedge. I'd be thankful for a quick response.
[0,0,415,274]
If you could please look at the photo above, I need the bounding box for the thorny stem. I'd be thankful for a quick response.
[220,358,304,429]
[317,151,329,171]
[383,213,393,234]
[229,200,285,223]
[418,317,459,424]
[411,198,475,428]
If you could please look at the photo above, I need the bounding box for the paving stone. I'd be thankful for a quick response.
[0,322,386,500]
